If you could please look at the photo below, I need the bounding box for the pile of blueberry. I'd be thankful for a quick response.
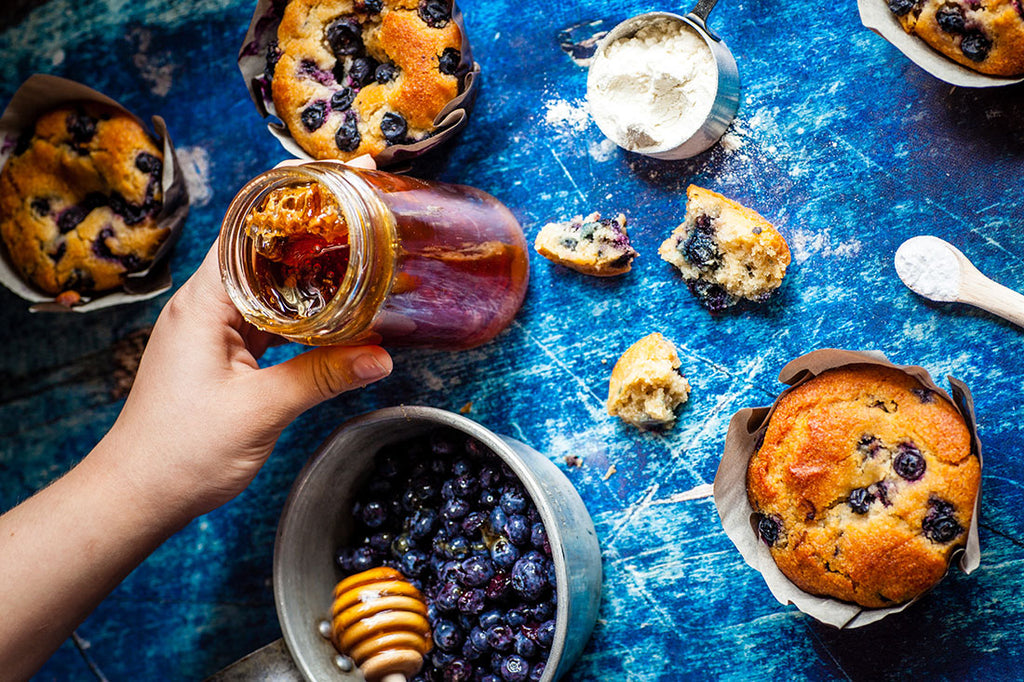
[334,429,557,682]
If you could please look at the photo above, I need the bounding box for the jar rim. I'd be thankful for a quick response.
[218,162,396,343]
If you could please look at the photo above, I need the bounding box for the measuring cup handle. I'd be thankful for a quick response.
[689,0,720,21]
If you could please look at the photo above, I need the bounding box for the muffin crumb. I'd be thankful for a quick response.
[607,332,691,430]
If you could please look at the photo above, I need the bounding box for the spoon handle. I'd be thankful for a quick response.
[957,266,1024,329]
[689,0,720,21]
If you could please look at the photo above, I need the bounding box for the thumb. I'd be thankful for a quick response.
[259,345,393,422]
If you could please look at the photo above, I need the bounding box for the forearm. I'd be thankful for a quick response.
[0,433,191,680]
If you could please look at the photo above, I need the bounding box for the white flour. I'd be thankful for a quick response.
[586,18,716,152]
[894,236,962,302]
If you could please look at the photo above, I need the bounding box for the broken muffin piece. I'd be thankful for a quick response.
[658,185,790,311]
[534,212,638,276]
[607,332,691,430]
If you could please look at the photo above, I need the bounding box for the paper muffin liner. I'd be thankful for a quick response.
[0,74,190,313]
[714,348,983,628]
[859,0,1024,88]
[238,0,480,167]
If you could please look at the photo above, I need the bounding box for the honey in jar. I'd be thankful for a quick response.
[219,162,529,349]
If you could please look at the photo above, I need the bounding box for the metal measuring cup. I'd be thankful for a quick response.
[586,0,740,160]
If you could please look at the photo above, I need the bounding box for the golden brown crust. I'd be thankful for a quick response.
[747,364,979,608]
[272,0,461,160]
[893,0,1024,77]
[0,103,167,298]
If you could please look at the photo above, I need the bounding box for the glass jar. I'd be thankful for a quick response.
[219,162,529,349]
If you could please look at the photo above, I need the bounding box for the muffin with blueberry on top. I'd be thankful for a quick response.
[270,0,467,161]
[746,364,980,608]
[887,0,1024,77]
[659,185,790,312]
[534,212,638,277]
[0,102,167,306]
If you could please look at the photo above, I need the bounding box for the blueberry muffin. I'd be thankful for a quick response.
[0,102,167,303]
[888,0,1024,76]
[747,365,980,608]
[607,333,691,430]
[271,0,465,161]
[658,185,790,312]
[534,212,638,276]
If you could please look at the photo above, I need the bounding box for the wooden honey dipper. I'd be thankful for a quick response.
[330,566,432,682]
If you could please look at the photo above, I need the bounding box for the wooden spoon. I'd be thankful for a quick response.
[895,235,1024,328]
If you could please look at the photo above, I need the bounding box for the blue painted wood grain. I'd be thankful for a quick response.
[1,0,1023,679]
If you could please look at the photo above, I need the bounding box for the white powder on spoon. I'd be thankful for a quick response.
[894,236,963,302]
[586,18,717,152]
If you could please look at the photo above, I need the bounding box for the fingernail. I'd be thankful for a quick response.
[353,352,392,382]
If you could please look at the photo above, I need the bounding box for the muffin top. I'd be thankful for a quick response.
[270,0,464,161]
[747,364,979,608]
[0,102,167,302]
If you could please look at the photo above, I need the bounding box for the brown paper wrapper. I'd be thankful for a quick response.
[238,0,480,167]
[859,0,1024,88]
[0,75,190,313]
[714,348,983,628]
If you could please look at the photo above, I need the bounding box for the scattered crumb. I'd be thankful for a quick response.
[459,401,473,414]
[602,464,617,480]
[111,327,153,399]
[564,454,583,468]
[601,358,608,364]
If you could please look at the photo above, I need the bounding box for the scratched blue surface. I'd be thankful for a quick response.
[2,0,1024,680]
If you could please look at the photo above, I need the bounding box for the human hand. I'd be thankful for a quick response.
[102,240,392,522]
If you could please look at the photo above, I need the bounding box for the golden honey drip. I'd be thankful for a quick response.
[330,566,432,682]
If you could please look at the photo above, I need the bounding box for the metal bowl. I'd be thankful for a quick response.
[273,406,603,681]
[586,10,739,160]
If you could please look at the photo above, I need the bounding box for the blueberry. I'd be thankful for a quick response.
[479,489,499,507]
[442,497,471,520]
[380,111,408,144]
[349,55,379,87]
[65,268,95,293]
[911,387,935,403]
[847,487,875,514]
[486,571,512,601]
[331,87,356,112]
[923,497,963,543]
[454,474,478,498]
[391,533,414,556]
[335,111,361,152]
[409,507,438,539]
[57,205,88,233]
[504,608,527,629]
[109,192,147,225]
[500,487,528,515]
[511,556,548,601]
[961,32,991,62]
[461,510,488,535]
[361,499,388,527]
[66,110,97,145]
[936,5,965,33]
[857,434,883,457]
[418,0,451,27]
[50,241,66,263]
[527,598,555,622]
[490,537,520,570]
[351,546,377,573]
[401,549,430,577]
[486,624,513,652]
[499,655,529,682]
[756,514,781,546]
[375,62,400,83]
[887,0,916,15]
[535,620,555,647]
[360,0,383,12]
[368,531,394,553]
[135,152,162,176]
[301,100,328,131]
[461,634,486,660]
[326,17,364,56]
[469,627,491,655]
[457,587,486,615]
[527,662,545,682]
[506,516,530,546]
[434,619,463,652]
[682,214,721,270]
[443,658,473,682]
[513,632,536,659]
[490,506,508,533]
[335,546,356,572]
[438,47,461,75]
[264,38,281,77]
[687,279,734,312]
[446,535,471,559]
[30,197,50,215]
[459,556,495,587]
[894,443,927,481]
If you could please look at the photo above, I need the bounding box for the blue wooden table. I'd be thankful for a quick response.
[2,0,1023,679]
